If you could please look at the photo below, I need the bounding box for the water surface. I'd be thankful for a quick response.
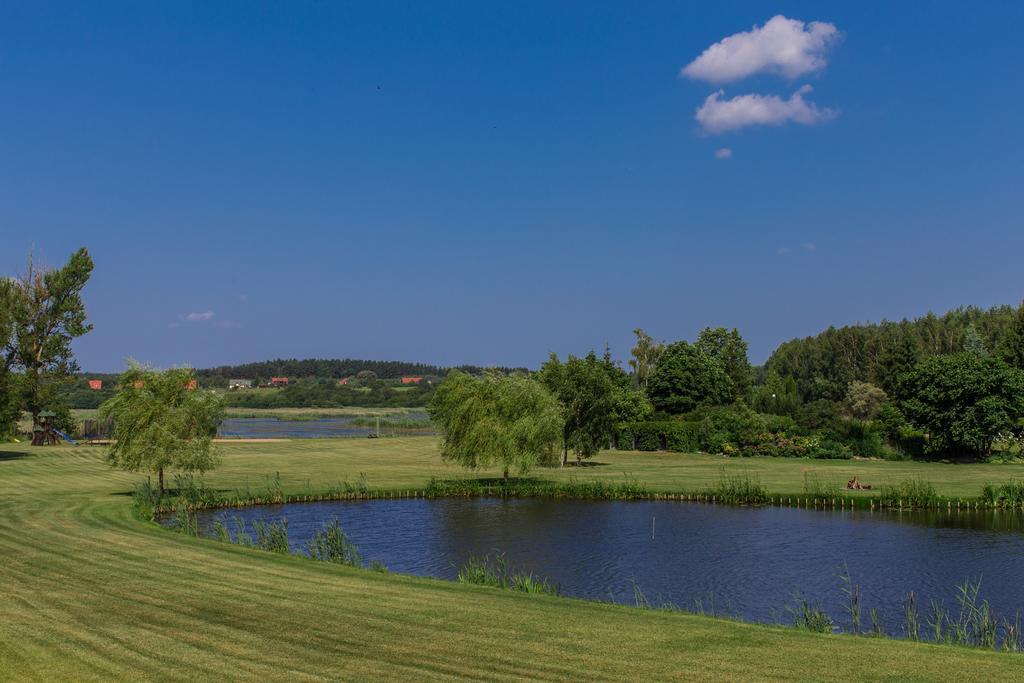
[193,498,1024,634]
[218,414,432,439]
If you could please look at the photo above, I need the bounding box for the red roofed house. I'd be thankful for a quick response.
[184,379,198,390]
[88,380,103,391]
[401,376,423,385]
[338,377,351,386]
[271,377,289,387]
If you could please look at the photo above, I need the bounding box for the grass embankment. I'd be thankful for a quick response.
[2,439,1023,680]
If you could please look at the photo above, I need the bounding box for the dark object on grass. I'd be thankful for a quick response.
[847,476,872,490]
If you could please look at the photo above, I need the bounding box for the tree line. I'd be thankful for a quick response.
[430,309,1024,478]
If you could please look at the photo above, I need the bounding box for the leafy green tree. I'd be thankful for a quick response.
[843,381,889,420]
[428,370,562,480]
[873,328,920,395]
[647,341,733,414]
[997,301,1024,370]
[101,364,225,492]
[628,328,662,391]
[0,280,18,437]
[897,353,1024,458]
[962,324,987,355]
[539,352,616,466]
[5,248,94,426]
[695,327,753,400]
[752,368,801,416]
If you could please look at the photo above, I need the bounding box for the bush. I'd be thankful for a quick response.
[616,421,701,452]
[682,403,767,449]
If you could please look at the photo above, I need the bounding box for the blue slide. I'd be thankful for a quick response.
[54,429,78,445]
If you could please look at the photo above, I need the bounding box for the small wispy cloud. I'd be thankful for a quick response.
[777,243,817,256]
[696,85,836,134]
[682,15,841,84]
[183,311,215,322]
[714,147,733,159]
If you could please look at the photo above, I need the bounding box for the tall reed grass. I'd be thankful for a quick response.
[457,554,559,596]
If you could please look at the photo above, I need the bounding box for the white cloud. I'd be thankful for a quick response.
[183,311,215,322]
[695,85,836,134]
[682,15,840,84]
[714,147,733,159]
[777,243,818,256]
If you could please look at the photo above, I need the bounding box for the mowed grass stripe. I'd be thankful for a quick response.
[2,443,1024,680]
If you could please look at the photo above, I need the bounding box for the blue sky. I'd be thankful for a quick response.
[2,2,1022,372]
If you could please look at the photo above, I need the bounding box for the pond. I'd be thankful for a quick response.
[191,498,1024,635]
[217,414,433,439]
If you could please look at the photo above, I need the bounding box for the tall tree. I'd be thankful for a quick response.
[539,352,616,466]
[695,327,753,400]
[997,301,1024,370]
[647,341,733,414]
[896,352,1024,458]
[5,248,94,425]
[873,327,920,395]
[962,323,988,355]
[629,328,662,391]
[0,280,18,437]
[428,370,562,480]
[101,364,225,492]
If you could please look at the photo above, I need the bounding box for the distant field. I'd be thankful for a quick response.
[2,439,1022,679]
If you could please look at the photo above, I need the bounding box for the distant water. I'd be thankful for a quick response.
[217,415,433,439]
[192,498,1024,635]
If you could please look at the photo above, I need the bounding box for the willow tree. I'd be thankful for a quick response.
[101,364,225,492]
[427,370,562,480]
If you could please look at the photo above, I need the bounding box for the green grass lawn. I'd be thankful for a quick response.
[203,437,1023,500]
[1,439,1022,680]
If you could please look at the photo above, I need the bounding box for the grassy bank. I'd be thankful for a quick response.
[190,437,1023,501]
[2,440,1023,680]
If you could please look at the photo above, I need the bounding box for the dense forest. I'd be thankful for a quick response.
[763,305,1021,401]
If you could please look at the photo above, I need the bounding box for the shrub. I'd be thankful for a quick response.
[616,421,700,452]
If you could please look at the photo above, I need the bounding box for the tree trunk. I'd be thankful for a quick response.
[503,466,509,482]
[158,467,165,494]
[561,443,568,468]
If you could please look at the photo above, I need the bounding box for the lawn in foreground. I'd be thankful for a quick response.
[1,440,1022,681]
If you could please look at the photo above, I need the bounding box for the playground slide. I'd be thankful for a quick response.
[54,429,78,446]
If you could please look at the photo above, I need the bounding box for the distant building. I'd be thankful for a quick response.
[88,380,103,391]
[338,377,351,386]
[185,379,198,390]
[271,377,289,387]
[229,379,253,390]
[401,376,423,385]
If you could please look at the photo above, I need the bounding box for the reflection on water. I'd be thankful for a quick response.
[192,498,1024,633]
